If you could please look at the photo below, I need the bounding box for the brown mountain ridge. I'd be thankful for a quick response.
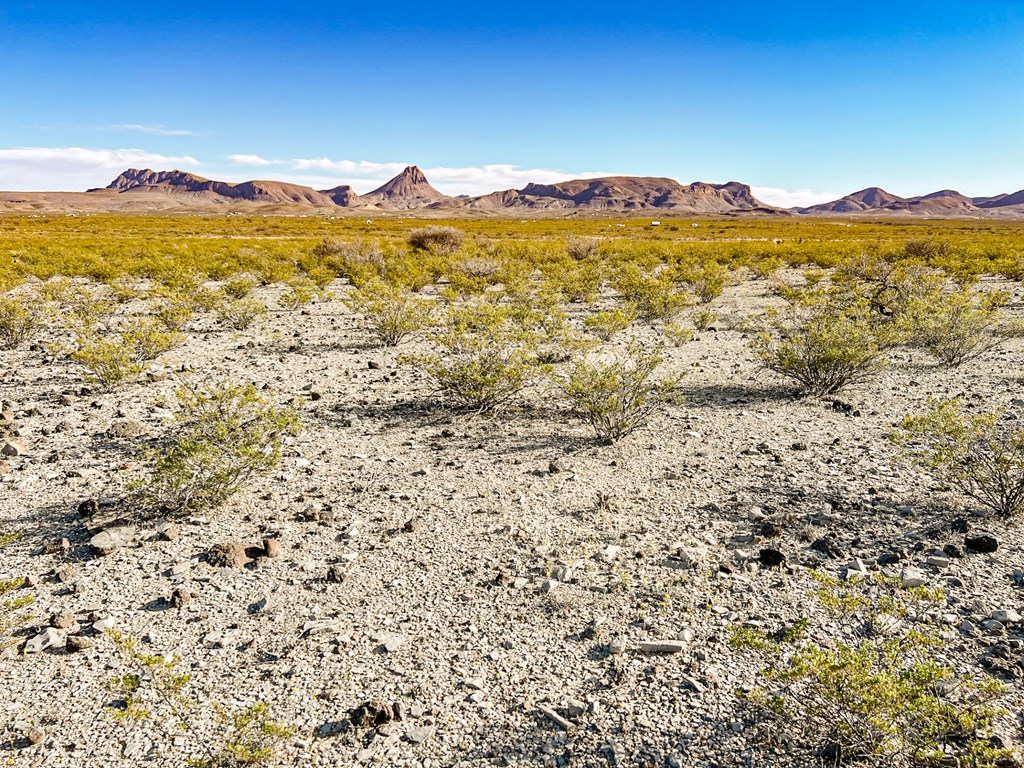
[2,165,1022,217]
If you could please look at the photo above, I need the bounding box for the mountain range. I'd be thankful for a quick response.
[1,166,1022,218]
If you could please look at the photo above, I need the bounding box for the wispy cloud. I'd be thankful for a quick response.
[227,153,277,166]
[751,186,839,208]
[112,124,198,137]
[0,147,200,190]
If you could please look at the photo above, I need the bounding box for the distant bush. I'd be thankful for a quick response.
[133,382,300,517]
[223,275,258,299]
[615,265,691,324]
[896,397,1024,518]
[899,287,1017,367]
[662,321,694,347]
[751,291,895,396]
[690,307,718,331]
[677,261,730,304]
[70,333,149,389]
[834,253,945,318]
[0,290,47,350]
[559,343,679,442]
[584,306,636,341]
[216,298,267,331]
[345,280,434,346]
[408,226,465,257]
[279,277,327,309]
[566,237,600,262]
[733,573,1009,768]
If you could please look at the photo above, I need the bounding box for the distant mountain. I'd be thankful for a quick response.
[797,185,1024,217]
[94,168,337,206]
[360,166,453,209]
[1,165,1018,218]
[465,177,778,213]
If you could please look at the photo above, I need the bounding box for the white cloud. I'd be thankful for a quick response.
[284,158,608,195]
[0,147,200,191]
[227,153,277,166]
[112,124,198,137]
[751,186,839,208]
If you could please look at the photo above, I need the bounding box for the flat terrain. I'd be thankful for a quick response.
[1,216,1023,766]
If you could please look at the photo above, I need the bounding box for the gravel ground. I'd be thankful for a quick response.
[1,275,1022,767]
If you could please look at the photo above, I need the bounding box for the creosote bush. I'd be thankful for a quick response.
[133,382,301,517]
[896,398,1024,518]
[0,290,48,349]
[407,225,465,257]
[70,333,149,389]
[615,265,692,323]
[899,288,1016,367]
[751,290,895,396]
[217,298,267,331]
[405,301,548,412]
[732,573,1010,767]
[345,280,434,346]
[559,343,679,442]
[107,629,295,767]
[583,306,636,341]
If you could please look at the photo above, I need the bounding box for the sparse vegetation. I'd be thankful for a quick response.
[407,225,465,257]
[896,398,1024,518]
[0,290,47,349]
[345,280,434,346]
[559,343,679,442]
[132,381,301,517]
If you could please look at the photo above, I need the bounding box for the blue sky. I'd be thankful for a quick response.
[1,1,1022,204]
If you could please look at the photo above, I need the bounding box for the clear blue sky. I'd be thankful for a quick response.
[1,1,1022,204]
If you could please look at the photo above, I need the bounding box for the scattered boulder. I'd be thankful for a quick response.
[208,542,252,568]
[901,567,928,589]
[24,628,61,654]
[170,588,193,608]
[758,548,785,568]
[349,700,395,728]
[90,526,136,557]
[964,535,998,554]
[1,439,25,457]
[66,635,95,653]
[77,498,99,518]
[262,538,282,558]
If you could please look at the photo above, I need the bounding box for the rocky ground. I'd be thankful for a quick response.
[1,275,1023,767]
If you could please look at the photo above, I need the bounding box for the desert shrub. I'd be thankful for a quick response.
[896,398,1024,518]
[751,291,895,396]
[677,261,730,304]
[217,298,267,331]
[345,280,433,346]
[107,630,294,767]
[223,275,258,299]
[407,225,465,257]
[566,237,600,261]
[406,302,547,412]
[559,343,679,442]
[615,265,691,323]
[584,306,636,341]
[733,574,1008,768]
[279,277,326,309]
[1,532,32,648]
[106,276,144,304]
[690,307,718,331]
[121,318,185,361]
[898,288,1016,367]
[662,321,694,347]
[70,333,149,389]
[0,291,47,349]
[834,253,945,318]
[43,278,114,329]
[133,382,300,517]
[549,261,603,303]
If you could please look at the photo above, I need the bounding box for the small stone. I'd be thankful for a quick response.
[55,565,78,583]
[90,526,135,557]
[537,705,574,731]
[24,627,60,654]
[901,567,927,589]
[964,535,998,554]
[66,635,95,652]
[208,542,251,568]
[157,522,180,541]
[758,548,785,568]
[77,498,99,518]
[991,610,1021,624]
[26,727,44,745]
[50,611,77,629]
[170,588,192,608]
[381,634,405,653]
[349,700,394,728]
[609,636,627,655]
[548,458,565,474]
[407,725,434,744]
[926,554,951,569]
[983,620,1007,635]
[262,538,282,558]
[639,640,687,654]
[401,517,423,533]
[1,439,25,456]
[92,617,116,632]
